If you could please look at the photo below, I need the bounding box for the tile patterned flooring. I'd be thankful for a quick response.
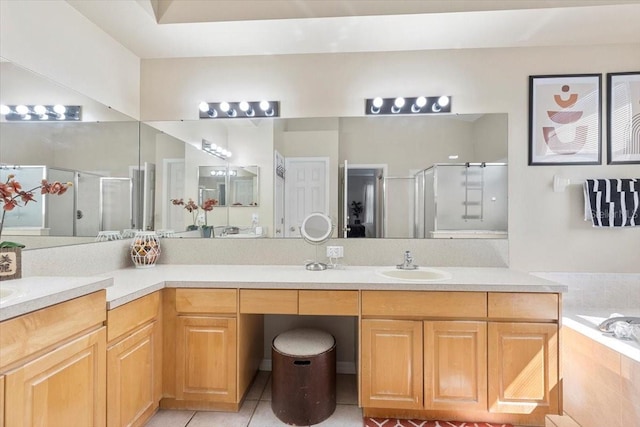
[145,371,530,427]
[144,371,363,427]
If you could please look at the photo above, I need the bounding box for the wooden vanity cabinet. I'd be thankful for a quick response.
[163,288,262,411]
[106,292,162,427]
[424,320,487,411]
[487,293,560,417]
[361,319,424,409]
[361,290,561,424]
[0,291,107,427]
[0,375,4,427]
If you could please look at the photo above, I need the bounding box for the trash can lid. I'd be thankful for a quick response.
[273,328,335,357]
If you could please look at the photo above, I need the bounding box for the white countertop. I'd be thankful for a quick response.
[0,276,113,321]
[0,265,567,321]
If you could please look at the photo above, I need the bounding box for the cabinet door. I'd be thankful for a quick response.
[176,316,237,403]
[107,321,161,427]
[0,375,4,427]
[361,319,423,409]
[5,327,106,427]
[488,322,559,415]
[424,321,487,411]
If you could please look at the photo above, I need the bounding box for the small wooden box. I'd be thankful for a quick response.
[0,247,21,281]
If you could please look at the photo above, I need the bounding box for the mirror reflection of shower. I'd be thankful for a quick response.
[0,164,155,238]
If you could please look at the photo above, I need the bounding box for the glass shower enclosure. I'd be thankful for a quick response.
[415,163,508,238]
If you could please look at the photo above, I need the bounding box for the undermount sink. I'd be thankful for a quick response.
[0,287,17,301]
[376,267,452,282]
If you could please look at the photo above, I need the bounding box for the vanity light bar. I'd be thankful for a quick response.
[365,96,451,115]
[202,139,232,160]
[0,104,82,121]
[198,100,280,119]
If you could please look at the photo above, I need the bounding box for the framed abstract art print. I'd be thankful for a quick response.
[607,71,640,164]
[529,74,602,165]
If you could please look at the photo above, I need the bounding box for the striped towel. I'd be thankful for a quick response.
[583,179,640,227]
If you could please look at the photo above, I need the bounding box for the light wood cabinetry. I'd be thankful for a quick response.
[0,375,5,427]
[361,290,561,425]
[107,292,162,427]
[175,315,237,403]
[164,288,262,411]
[5,327,106,426]
[488,322,559,416]
[361,319,423,410]
[424,321,487,411]
[0,291,107,427]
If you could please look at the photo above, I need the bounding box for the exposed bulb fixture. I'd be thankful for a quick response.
[370,97,384,114]
[239,101,255,117]
[202,138,232,160]
[411,96,427,113]
[199,100,279,119]
[0,104,82,121]
[365,96,451,116]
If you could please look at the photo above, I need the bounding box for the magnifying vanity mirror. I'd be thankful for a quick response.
[300,212,333,271]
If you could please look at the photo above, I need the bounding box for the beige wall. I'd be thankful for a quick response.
[0,0,140,119]
[141,45,640,272]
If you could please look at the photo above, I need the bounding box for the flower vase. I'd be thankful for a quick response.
[0,247,22,281]
[201,225,214,238]
[130,231,161,268]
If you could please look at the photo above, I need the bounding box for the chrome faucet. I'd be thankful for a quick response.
[396,250,418,270]
[598,316,640,334]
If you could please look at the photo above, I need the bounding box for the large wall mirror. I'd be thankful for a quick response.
[145,114,508,240]
[2,59,508,248]
[1,59,141,248]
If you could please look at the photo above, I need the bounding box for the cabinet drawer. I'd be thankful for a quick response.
[0,290,106,370]
[107,292,160,343]
[175,289,237,314]
[488,293,558,320]
[240,289,298,314]
[362,291,486,318]
[299,290,359,315]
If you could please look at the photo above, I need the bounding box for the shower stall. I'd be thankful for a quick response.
[415,163,508,238]
[0,165,151,237]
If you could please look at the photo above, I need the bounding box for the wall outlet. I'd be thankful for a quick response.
[326,246,344,258]
[252,213,259,223]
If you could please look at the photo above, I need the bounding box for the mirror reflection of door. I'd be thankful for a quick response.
[274,151,285,238]
[284,157,329,238]
[343,163,385,238]
[162,159,185,231]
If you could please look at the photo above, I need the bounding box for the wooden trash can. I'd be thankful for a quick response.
[271,328,336,425]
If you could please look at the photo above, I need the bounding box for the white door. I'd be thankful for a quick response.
[274,151,285,238]
[342,160,349,237]
[284,157,329,238]
[162,159,185,231]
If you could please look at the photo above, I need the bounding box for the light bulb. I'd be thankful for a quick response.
[394,98,405,108]
[372,97,384,108]
[16,105,29,115]
[415,97,427,107]
[39,114,48,120]
[220,102,230,112]
[437,96,450,107]
[239,101,250,112]
[259,100,270,111]
[0,105,10,115]
[199,101,209,112]
[56,114,66,120]
[53,104,66,114]
[33,105,46,115]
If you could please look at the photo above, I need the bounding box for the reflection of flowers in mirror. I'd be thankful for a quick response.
[170,197,218,228]
[0,175,72,247]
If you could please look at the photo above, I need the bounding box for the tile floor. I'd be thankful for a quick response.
[144,371,363,427]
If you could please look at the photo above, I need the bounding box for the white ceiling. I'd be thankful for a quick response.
[67,0,640,59]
